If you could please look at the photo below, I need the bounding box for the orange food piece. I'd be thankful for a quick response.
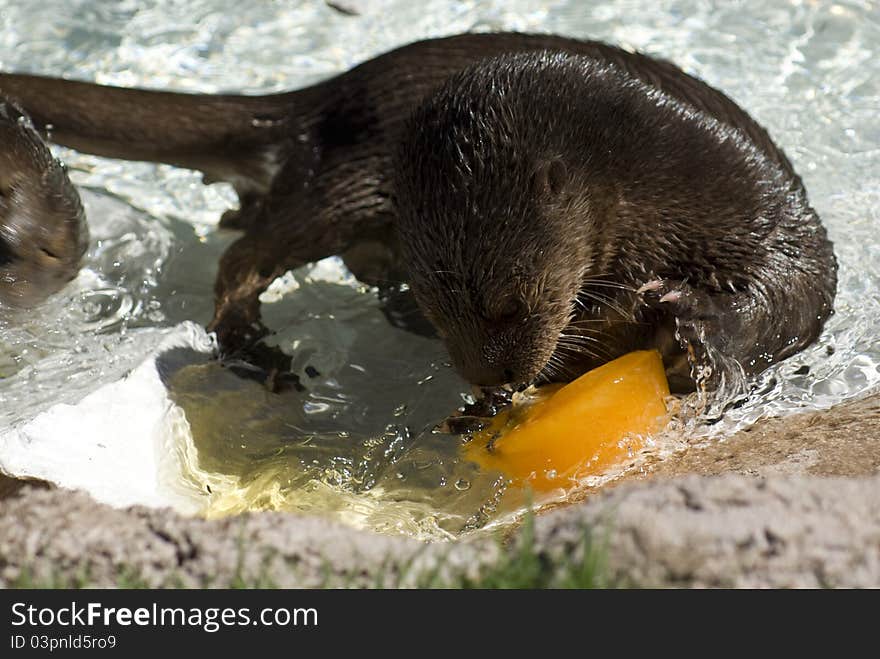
[462,350,670,491]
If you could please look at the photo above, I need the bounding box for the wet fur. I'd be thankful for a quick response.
[0,33,837,390]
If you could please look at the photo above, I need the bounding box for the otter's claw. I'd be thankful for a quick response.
[637,278,709,325]
[636,277,725,360]
[636,279,665,295]
[659,290,682,304]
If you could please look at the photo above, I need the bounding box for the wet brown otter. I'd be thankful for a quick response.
[0,101,87,311]
[0,33,837,392]
[395,51,837,391]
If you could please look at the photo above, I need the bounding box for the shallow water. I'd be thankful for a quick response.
[0,0,878,539]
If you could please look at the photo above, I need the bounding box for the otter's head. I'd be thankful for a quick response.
[394,54,605,387]
[0,101,87,310]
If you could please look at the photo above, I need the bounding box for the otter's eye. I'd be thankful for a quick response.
[488,295,526,322]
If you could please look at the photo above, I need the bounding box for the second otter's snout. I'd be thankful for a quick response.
[0,100,88,310]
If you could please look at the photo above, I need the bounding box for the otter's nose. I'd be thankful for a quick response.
[455,361,518,387]
[447,331,533,386]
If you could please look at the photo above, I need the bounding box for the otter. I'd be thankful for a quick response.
[0,33,837,393]
[395,52,837,392]
[0,101,87,311]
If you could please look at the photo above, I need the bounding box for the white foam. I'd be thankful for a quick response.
[0,322,213,512]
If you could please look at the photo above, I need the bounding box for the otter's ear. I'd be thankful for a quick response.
[531,158,568,196]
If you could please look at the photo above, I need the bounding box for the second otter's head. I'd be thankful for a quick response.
[394,53,608,387]
[0,101,88,311]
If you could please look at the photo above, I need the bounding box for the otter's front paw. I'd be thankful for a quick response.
[636,279,719,349]
[207,311,269,359]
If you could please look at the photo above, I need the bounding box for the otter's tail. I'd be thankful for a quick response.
[0,73,298,193]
